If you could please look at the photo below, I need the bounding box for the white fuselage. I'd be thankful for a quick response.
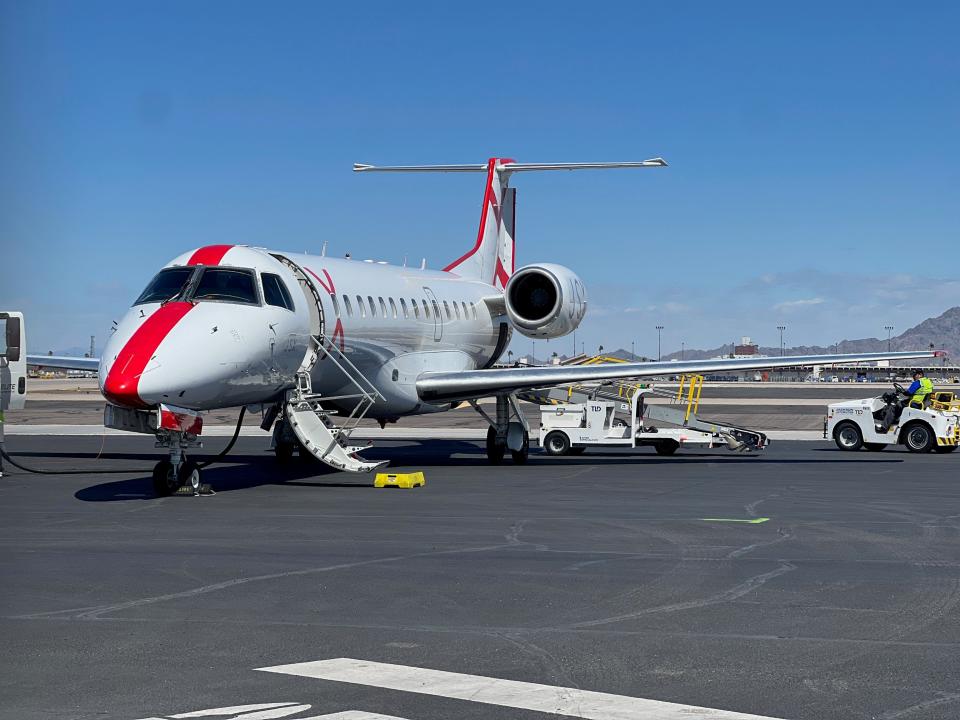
[99,245,508,419]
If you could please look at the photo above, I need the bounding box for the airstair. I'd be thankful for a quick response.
[273,253,387,473]
[282,336,388,473]
[521,368,768,452]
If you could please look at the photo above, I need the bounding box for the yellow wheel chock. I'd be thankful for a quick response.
[374,471,425,489]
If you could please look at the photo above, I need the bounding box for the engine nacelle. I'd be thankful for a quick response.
[504,263,587,339]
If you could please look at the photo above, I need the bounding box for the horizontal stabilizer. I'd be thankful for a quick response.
[353,158,667,175]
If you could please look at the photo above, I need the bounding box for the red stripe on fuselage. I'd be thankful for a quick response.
[187,245,234,266]
[305,267,345,352]
[102,302,195,408]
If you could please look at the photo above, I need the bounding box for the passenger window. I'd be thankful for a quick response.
[343,295,353,316]
[471,302,478,319]
[388,297,397,318]
[432,299,440,318]
[461,301,469,318]
[261,273,295,311]
[453,302,461,320]
[135,267,195,305]
[443,301,451,319]
[367,295,376,317]
[412,299,420,318]
[400,298,408,318]
[356,295,366,318]
[379,297,387,317]
[331,294,340,318]
[192,268,259,305]
[421,299,430,318]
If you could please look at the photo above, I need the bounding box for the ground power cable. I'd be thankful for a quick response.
[0,407,246,476]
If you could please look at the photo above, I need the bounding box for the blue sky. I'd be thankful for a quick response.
[2,1,957,357]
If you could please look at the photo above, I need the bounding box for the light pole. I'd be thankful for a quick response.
[681,341,685,361]
[656,325,664,361]
[885,325,894,352]
[777,325,786,357]
[631,340,635,360]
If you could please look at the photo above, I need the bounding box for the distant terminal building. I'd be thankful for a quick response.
[733,336,761,358]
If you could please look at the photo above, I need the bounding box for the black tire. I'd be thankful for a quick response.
[178,460,201,491]
[654,439,680,455]
[511,431,530,465]
[934,445,957,453]
[543,431,571,456]
[833,422,863,451]
[486,426,506,465]
[864,442,886,452]
[569,446,587,455]
[275,440,295,464]
[152,460,177,496]
[903,423,935,453]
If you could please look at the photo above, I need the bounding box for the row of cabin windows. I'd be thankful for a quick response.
[330,294,479,322]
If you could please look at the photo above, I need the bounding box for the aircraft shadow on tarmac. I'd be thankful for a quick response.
[67,440,904,502]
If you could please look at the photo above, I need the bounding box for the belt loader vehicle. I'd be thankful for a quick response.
[536,375,768,456]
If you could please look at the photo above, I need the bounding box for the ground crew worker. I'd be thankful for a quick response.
[904,369,934,409]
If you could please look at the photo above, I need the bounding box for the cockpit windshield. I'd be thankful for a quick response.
[134,267,195,305]
[191,268,259,305]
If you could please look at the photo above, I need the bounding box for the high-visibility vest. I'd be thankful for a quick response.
[911,377,934,406]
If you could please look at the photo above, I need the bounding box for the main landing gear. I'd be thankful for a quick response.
[472,394,530,465]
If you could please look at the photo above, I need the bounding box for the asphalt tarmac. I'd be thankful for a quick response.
[1,436,958,720]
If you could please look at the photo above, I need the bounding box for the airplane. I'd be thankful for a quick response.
[22,156,938,494]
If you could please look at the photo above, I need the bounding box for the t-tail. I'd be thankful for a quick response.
[353,156,668,291]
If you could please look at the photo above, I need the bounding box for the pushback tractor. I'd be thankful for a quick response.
[826,383,959,453]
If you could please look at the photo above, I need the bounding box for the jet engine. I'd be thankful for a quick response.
[504,263,587,339]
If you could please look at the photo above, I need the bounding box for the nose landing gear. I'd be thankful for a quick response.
[152,431,210,496]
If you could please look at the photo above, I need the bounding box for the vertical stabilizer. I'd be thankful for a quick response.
[442,158,516,290]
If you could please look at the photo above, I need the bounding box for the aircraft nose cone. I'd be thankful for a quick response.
[101,302,196,409]
[102,361,146,408]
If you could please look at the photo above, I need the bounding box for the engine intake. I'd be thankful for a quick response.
[504,264,587,339]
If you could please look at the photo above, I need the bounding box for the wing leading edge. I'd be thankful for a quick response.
[27,355,101,372]
[416,351,940,403]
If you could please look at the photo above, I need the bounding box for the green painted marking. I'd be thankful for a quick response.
[701,517,769,524]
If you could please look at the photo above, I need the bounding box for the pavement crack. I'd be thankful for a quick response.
[879,691,960,719]
[555,561,797,630]
[14,541,516,621]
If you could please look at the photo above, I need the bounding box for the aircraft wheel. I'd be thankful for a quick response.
[833,422,863,451]
[486,426,506,465]
[934,445,957,453]
[178,460,201,491]
[654,439,680,455]
[903,423,934,453]
[864,442,886,452]
[275,440,295,463]
[542,431,570,456]
[569,446,587,455]
[511,431,529,465]
[152,460,177,496]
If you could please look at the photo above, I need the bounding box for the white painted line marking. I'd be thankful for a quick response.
[172,705,311,719]
[257,658,789,720]
[300,713,410,720]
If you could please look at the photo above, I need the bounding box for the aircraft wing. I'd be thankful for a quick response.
[416,350,939,403]
[27,354,100,372]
